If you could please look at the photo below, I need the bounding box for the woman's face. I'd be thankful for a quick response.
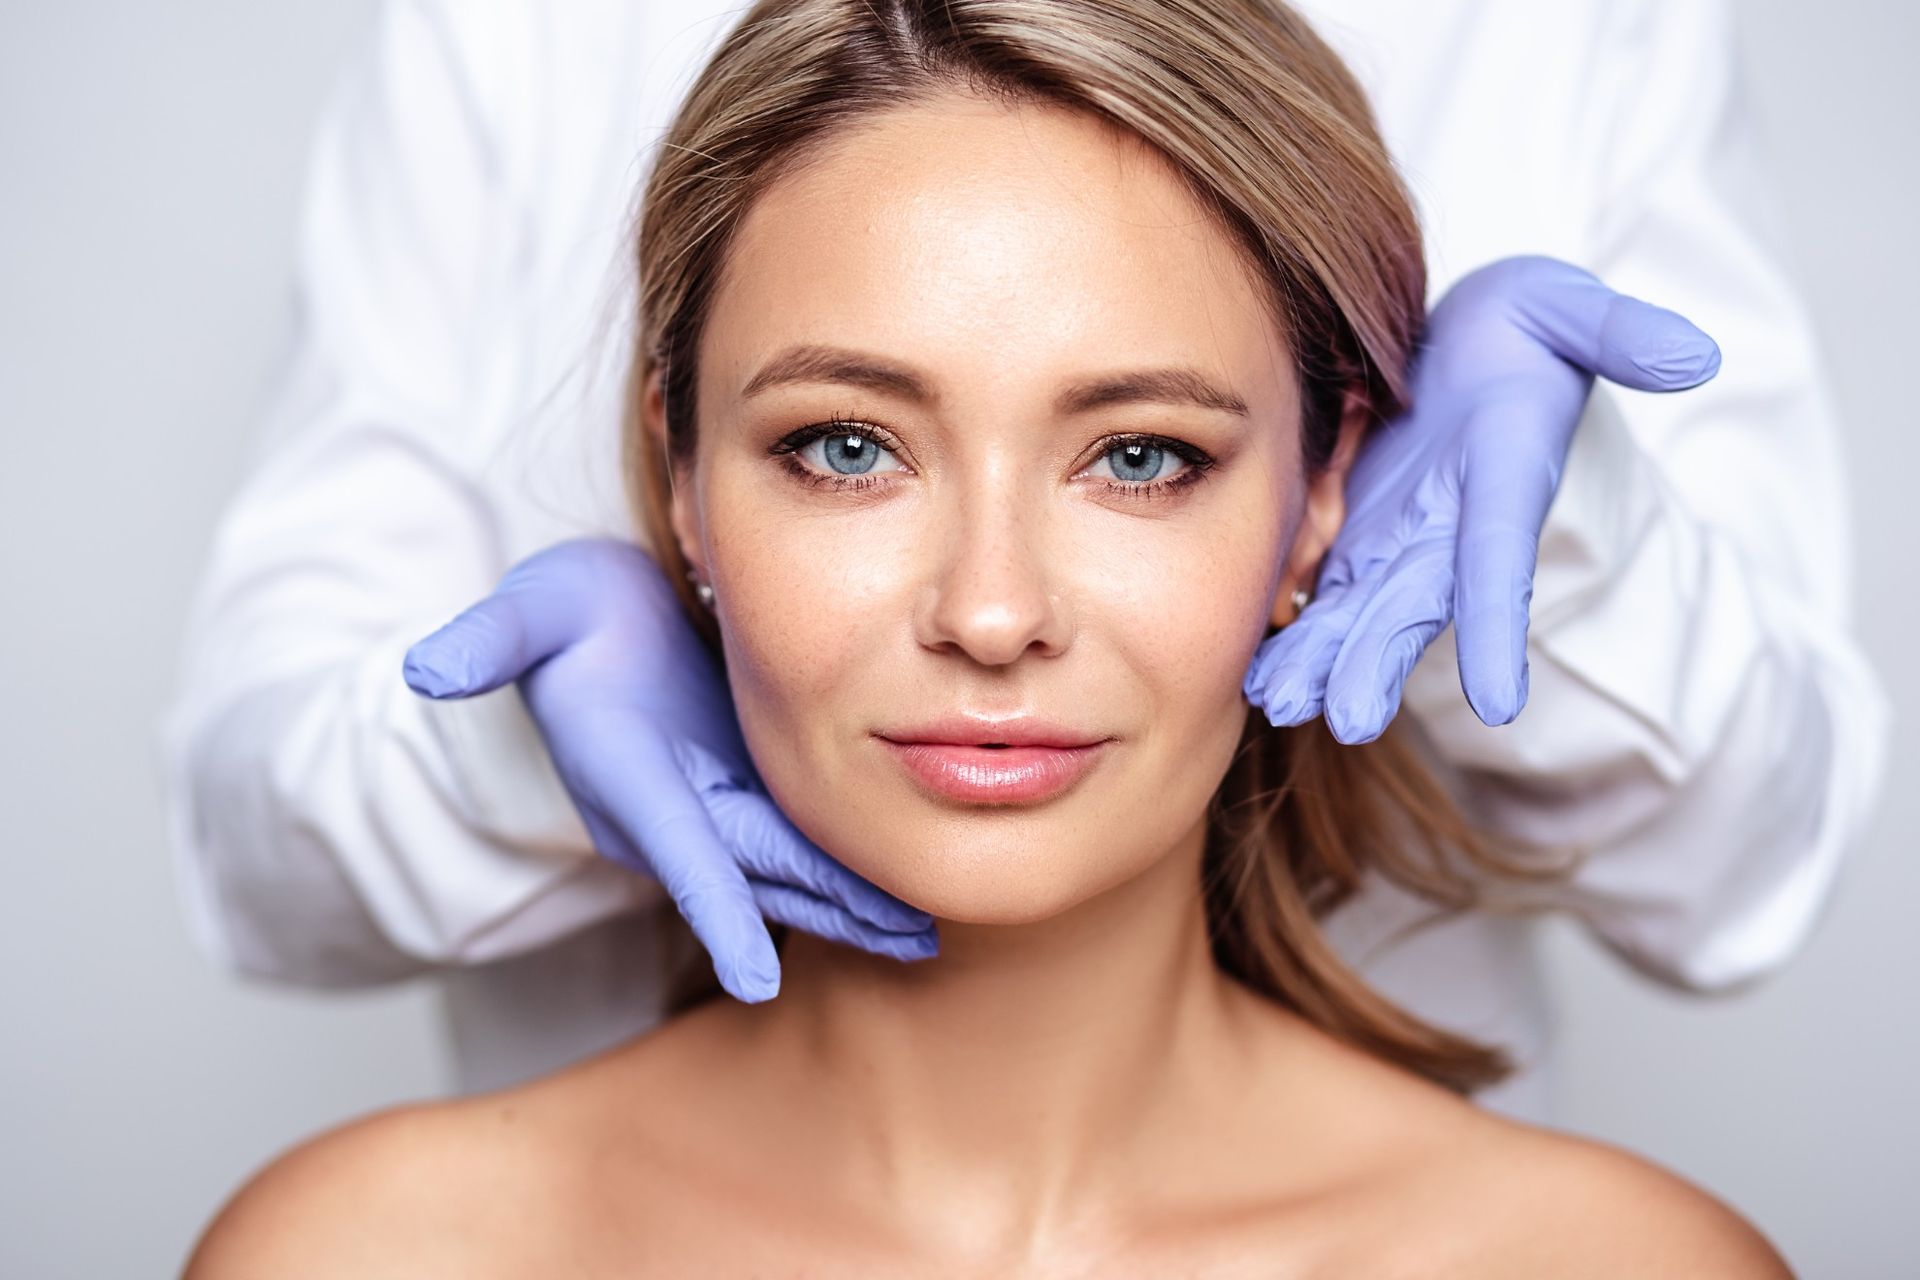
[660,92,1354,924]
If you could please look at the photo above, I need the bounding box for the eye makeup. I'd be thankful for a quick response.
[767,414,907,495]
[767,412,1219,502]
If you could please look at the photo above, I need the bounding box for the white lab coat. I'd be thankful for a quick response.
[161,0,1890,1118]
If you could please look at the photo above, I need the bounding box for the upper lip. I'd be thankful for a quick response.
[877,714,1109,749]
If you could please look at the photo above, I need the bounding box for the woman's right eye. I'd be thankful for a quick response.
[772,419,909,488]
[798,428,906,477]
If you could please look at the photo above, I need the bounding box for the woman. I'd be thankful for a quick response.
[187,0,1788,1272]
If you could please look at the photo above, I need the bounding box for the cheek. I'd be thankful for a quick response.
[706,504,883,755]
[1055,480,1295,875]
[696,470,916,855]
[1076,475,1296,713]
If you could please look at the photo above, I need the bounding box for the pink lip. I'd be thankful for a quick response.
[880,714,1105,750]
[878,740,1111,806]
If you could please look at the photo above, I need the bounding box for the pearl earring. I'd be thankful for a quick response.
[687,567,715,610]
[1290,587,1310,614]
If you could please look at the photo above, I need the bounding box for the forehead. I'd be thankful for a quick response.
[701,92,1291,406]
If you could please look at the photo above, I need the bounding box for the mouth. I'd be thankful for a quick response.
[875,737,1112,806]
[877,713,1107,750]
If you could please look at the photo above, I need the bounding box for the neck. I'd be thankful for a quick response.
[759,814,1256,1248]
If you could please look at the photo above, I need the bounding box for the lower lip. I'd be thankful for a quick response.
[879,740,1111,805]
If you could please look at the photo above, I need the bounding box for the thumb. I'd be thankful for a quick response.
[1591,293,1724,391]
[403,590,560,699]
[1500,257,1723,392]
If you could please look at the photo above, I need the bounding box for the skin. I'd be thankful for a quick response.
[185,92,1790,1278]
[679,93,1335,927]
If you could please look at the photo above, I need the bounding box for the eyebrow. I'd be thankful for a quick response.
[739,343,1250,418]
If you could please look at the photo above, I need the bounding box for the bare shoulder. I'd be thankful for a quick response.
[182,1089,575,1280]
[1237,1022,1791,1277]
[181,1009,745,1280]
[1438,1118,1795,1278]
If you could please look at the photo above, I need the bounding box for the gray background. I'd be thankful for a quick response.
[1,2,1912,1275]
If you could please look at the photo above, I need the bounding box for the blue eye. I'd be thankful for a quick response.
[809,431,896,475]
[1086,436,1206,489]
[1096,439,1181,484]
[778,420,906,482]
[772,418,1214,500]
[769,416,902,492]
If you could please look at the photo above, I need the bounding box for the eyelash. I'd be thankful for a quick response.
[768,413,1217,501]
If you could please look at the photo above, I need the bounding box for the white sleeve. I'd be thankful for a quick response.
[160,0,657,988]
[1400,0,1891,991]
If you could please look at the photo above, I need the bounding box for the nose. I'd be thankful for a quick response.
[914,469,1072,667]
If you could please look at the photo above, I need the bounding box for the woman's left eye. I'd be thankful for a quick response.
[1087,438,1188,485]
[1083,436,1214,495]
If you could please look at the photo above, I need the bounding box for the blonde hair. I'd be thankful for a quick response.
[625,0,1568,1092]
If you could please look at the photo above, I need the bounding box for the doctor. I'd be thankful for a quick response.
[164,0,1887,1115]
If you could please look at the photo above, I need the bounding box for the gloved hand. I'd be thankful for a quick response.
[402,538,937,1003]
[1244,255,1723,743]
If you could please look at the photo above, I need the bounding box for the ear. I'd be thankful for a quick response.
[642,366,707,579]
[1269,387,1369,629]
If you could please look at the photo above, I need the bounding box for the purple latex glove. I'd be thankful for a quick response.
[402,539,936,1002]
[1244,255,1723,743]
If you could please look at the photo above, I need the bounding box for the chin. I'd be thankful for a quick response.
[894,880,1088,928]
[827,820,1139,927]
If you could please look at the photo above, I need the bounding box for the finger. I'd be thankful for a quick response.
[701,784,934,934]
[580,730,782,1002]
[672,736,931,933]
[1242,509,1413,715]
[1242,573,1372,727]
[1451,406,1556,726]
[1321,534,1455,745]
[748,879,940,962]
[1241,490,1414,721]
[1504,257,1722,392]
[402,556,587,698]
